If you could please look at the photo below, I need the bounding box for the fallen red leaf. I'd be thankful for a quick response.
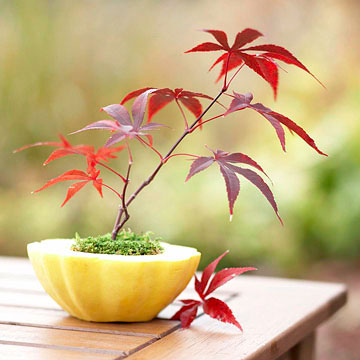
[172,251,256,331]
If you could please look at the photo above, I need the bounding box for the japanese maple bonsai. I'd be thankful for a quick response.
[17,28,325,328]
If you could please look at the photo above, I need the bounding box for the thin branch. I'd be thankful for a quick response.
[163,153,200,163]
[101,183,123,199]
[223,52,232,91]
[175,99,189,129]
[97,162,126,182]
[112,141,132,239]
[223,92,236,99]
[136,136,163,160]
[189,114,224,133]
[226,63,245,89]
[126,139,133,164]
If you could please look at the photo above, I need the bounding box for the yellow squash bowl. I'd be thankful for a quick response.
[27,240,200,322]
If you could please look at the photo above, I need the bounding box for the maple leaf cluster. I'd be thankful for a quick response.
[16,27,326,232]
[186,28,323,97]
[15,134,125,206]
[172,250,256,330]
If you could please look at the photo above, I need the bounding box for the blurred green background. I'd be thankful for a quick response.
[1,0,360,277]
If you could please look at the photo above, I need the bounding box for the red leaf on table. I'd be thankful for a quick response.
[179,305,200,329]
[194,274,203,298]
[171,303,200,328]
[204,267,257,297]
[203,297,242,331]
[196,250,229,298]
[180,299,202,306]
[171,251,256,331]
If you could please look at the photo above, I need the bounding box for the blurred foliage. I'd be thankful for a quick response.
[1,0,359,276]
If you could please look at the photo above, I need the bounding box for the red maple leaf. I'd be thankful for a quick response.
[185,146,281,222]
[225,91,327,156]
[84,146,126,173]
[14,134,126,177]
[171,250,256,330]
[186,28,323,98]
[32,168,105,207]
[121,87,213,129]
[14,134,93,155]
[72,89,166,147]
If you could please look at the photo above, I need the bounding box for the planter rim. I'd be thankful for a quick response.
[28,239,200,262]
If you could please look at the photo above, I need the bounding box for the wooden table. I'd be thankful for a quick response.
[0,256,346,360]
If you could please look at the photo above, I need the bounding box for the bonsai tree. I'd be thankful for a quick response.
[17,28,326,329]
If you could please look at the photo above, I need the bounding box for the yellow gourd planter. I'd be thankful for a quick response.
[28,240,200,322]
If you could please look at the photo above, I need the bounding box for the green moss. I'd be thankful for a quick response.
[71,229,164,255]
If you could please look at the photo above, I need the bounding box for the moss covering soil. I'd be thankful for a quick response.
[71,229,164,256]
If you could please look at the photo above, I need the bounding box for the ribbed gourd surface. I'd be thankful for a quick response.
[28,240,200,322]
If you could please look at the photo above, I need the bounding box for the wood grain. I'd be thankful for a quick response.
[0,256,34,275]
[0,324,149,354]
[0,343,115,360]
[0,288,62,309]
[0,305,179,338]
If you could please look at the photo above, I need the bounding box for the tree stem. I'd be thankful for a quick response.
[111,142,133,239]
[111,89,226,237]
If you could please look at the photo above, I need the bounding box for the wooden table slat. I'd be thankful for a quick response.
[0,324,150,355]
[0,288,62,309]
[0,343,115,360]
[0,305,180,338]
